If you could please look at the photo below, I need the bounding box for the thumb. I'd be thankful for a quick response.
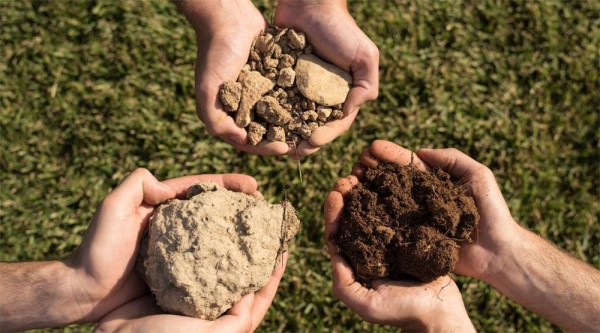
[212,293,254,333]
[107,168,176,208]
[416,148,484,181]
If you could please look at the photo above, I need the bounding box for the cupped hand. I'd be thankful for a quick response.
[352,140,519,283]
[66,168,260,322]
[275,0,379,158]
[325,177,474,331]
[94,252,288,332]
[190,1,289,155]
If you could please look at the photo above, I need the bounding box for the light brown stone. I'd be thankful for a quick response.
[219,81,242,112]
[235,71,275,128]
[295,54,352,106]
[267,125,285,142]
[256,96,293,126]
[277,68,296,88]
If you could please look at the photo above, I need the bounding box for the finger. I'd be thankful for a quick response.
[250,251,288,331]
[358,146,379,168]
[223,135,291,156]
[288,140,321,160]
[369,140,430,171]
[215,293,253,333]
[341,43,379,116]
[330,252,370,309]
[196,99,250,146]
[307,110,358,148]
[417,148,510,222]
[107,168,176,209]
[161,174,259,199]
[351,162,366,180]
[342,69,379,116]
[416,148,481,180]
[324,191,344,245]
[332,176,359,196]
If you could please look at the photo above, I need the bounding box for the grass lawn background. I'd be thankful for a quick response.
[1,0,598,331]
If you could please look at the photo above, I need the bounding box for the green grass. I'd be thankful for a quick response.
[1,0,599,331]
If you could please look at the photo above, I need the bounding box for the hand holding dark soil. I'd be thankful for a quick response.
[353,140,519,282]
[325,176,474,331]
[331,142,480,284]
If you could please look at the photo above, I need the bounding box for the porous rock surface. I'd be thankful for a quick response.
[137,181,300,320]
[218,27,352,145]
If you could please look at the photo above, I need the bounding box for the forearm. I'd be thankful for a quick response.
[0,261,82,331]
[486,227,600,331]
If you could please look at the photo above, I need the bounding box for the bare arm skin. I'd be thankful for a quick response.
[485,226,600,332]
[0,261,83,331]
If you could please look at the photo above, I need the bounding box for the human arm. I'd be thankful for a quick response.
[357,140,600,331]
[325,175,475,331]
[173,0,289,155]
[0,169,261,331]
[275,0,379,158]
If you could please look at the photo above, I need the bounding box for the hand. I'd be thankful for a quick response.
[95,252,288,332]
[275,0,379,158]
[351,140,519,282]
[65,168,261,322]
[325,176,474,331]
[179,0,290,155]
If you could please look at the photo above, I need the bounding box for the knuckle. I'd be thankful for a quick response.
[479,165,494,179]
[132,167,150,177]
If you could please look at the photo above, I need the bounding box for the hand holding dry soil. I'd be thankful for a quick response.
[330,142,480,284]
[218,27,353,150]
[137,181,299,321]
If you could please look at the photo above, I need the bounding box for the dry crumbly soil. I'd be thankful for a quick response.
[219,27,352,146]
[331,163,480,284]
[137,181,300,320]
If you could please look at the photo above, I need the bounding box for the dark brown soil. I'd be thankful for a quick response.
[331,162,479,284]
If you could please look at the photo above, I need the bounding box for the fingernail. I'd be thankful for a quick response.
[419,148,433,152]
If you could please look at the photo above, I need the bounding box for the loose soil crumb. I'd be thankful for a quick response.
[331,163,480,284]
[137,181,300,320]
[218,27,352,145]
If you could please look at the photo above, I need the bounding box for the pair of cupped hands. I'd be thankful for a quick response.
[190,0,379,158]
[78,139,514,332]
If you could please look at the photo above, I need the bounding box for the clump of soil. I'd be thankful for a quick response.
[219,27,352,145]
[137,181,300,320]
[331,163,480,284]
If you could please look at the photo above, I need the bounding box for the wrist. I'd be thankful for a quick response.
[275,0,351,35]
[480,223,529,287]
[174,0,260,34]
